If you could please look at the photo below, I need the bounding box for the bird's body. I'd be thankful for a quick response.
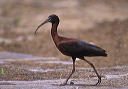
[48,15,107,58]
[35,14,107,86]
[56,37,107,58]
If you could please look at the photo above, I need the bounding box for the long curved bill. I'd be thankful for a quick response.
[34,18,49,34]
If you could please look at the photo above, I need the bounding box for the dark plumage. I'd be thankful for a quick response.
[57,39,107,57]
[35,14,107,86]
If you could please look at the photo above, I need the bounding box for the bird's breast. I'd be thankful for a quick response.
[57,45,72,56]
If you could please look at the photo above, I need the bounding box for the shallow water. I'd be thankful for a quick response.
[0,52,34,58]
[36,61,73,65]
[0,52,59,64]
[105,73,128,79]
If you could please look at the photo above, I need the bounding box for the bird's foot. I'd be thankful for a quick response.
[95,76,101,85]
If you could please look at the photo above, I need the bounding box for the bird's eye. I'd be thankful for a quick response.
[48,17,52,22]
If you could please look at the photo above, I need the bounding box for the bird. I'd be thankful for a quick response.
[35,14,107,86]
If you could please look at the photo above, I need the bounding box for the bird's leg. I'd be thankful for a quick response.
[60,57,76,86]
[83,58,101,85]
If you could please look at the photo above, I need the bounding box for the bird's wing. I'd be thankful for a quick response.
[58,39,106,56]
[78,40,106,53]
[57,39,82,55]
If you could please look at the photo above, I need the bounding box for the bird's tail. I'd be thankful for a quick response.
[104,52,107,57]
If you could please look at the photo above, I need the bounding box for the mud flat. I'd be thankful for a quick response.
[0,75,128,89]
[0,52,128,89]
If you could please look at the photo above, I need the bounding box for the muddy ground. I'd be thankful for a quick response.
[0,0,128,89]
[0,52,128,89]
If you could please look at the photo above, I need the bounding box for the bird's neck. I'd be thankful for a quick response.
[51,22,61,44]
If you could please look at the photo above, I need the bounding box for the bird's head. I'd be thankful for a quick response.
[35,14,59,34]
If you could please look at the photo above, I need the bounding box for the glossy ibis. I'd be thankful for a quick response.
[35,14,107,86]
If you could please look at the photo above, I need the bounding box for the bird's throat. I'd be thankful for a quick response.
[51,23,60,44]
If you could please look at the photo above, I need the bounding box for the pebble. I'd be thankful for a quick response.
[70,82,74,85]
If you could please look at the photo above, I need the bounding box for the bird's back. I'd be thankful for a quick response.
[77,40,107,57]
